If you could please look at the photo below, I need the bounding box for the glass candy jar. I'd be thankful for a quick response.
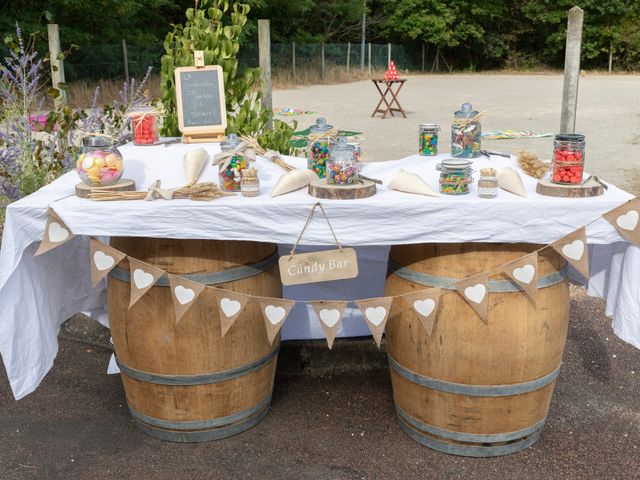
[551,134,585,185]
[327,137,359,185]
[76,136,124,186]
[419,123,440,156]
[307,117,336,178]
[451,103,481,158]
[131,106,160,145]
[218,134,248,192]
[437,158,474,195]
[477,168,498,199]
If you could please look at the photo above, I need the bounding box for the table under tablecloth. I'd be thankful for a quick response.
[1,141,638,400]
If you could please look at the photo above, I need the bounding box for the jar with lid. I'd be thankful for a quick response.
[131,106,160,145]
[451,103,481,158]
[551,134,585,184]
[327,137,359,185]
[76,136,124,186]
[477,168,498,199]
[418,123,440,156]
[307,117,336,178]
[241,167,260,197]
[218,133,248,192]
[436,158,474,195]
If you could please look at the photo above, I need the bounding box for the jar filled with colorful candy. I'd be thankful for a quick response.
[551,133,585,185]
[327,137,359,185]
[451,103,482,158]
[418,123,439,156]
[131,106,160,145]
[218,134,248,192]
[307,118,336,178]
[76,136,124,186]
[437,158,474,195]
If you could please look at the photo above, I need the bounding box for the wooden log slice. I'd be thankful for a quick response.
[536,176,604,198]
[76,178,136,199]
[308,178,376,200]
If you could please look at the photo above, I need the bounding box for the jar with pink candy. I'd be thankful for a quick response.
[76,136,124,186]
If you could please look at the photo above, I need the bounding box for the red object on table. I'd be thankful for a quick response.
[133,114,159,146]
[371,78,407,119]
[552,148,584,184]
[385,60,400,81]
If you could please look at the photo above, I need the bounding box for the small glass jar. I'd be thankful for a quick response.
[418,123,439,156]
[551,133,585,184]
[436,158,474,195]
[478,168,498,199]
[131,106,160,146]
[451,103,481,158]
[241,168,260,197]
[327,137,359,185]
[307,117,336,178]
[76,136,124,186]
[218,133,248,192]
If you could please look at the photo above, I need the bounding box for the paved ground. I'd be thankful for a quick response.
[274,74,640,195]
[1,290,638,480]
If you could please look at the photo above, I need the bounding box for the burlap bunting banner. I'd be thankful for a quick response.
[356,297,394,348]
[552,227,589,279]
[89,238,127,287]
[168,274,206,324]
[214,289,251,337]
[35,208,75,256]
[128,258,165,308]
[454,273,489,323]
[257,297,295,345]
[501,252,539,301]
[603,197,640,247]
[311,301,347,349]
[402,288,442,336]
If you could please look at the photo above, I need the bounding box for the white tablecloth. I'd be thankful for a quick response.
[1,142,638,400]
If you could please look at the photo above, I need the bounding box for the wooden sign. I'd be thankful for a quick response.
[279,248,358,286]
[174,65,227,143]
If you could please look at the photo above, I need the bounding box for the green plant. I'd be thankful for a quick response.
[159,0,295,154]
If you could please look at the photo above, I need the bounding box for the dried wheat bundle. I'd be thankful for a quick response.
[89,182,232,202]
[518,150,550,179]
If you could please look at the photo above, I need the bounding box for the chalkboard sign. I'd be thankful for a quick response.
[175,65,227,142]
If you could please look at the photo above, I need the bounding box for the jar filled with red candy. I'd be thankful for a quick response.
[131,106,160,145]
[552,134,585,184]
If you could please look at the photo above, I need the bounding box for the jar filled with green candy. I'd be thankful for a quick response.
[451,103,482,158]
[418,123,439,156]
[307,117,336,178]
[436,158,474,195]
[218,134,248,192]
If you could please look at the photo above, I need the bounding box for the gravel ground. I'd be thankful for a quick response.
[274,73,640,195]
[1,291,638,480]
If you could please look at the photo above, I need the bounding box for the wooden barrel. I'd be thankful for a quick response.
[107,238,281,443]
[385,243,569,457]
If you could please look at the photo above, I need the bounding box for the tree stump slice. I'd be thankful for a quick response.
[76,179,136,199]
[536,176,604,198]
[308,179,376,200]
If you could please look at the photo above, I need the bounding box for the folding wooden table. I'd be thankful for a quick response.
[371,79,407,119]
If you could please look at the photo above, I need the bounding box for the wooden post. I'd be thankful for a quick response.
[292,42,297,83]
[122,39,130,83]
[608,42,613,74]
[258,20,272,129]
[346,42,351,75]
[422,43,425,71]
[387,43,391,67]
[368,42,371,76]
[47,24,67,106]
[321,42,325,80]
[560,6,584,134]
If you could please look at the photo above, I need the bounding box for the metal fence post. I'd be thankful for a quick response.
[47,24,67,106]
[346,42,351,75]
[321,42,325,80]
[422,44,425,71]
[560,6,584,134]
[122,39,130,84]
[368,42,371,76]
[258,20,273,129]
[387,43,391,67]
[292,42,297,83]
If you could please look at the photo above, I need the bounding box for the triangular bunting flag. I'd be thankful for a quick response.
[128,258,165,308]
[603,198,640,247]
[501,252,539,302]
[168,274,206,324]
[454,273,489,323]
[551,227,589,278]
[35,208,75,256]
[311,301,347,349]
[257,297,295,345]
[355,297,394,348]
[89,238,127,287]
[402,288,442,336]
[213,288,251,337]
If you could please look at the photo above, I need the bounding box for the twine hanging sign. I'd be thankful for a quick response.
[279,203,358,286]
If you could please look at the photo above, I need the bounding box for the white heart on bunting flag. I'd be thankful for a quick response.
[311,301,347,349]
[257,297,295,345]
[552,227,589,278]
[603,198,640,247]
[213,289,250,337]
[501,252,539,302]
[89,238,127,287]
[454,272,490,323]
[128,258,165,309]
[35,208,75,256]
[402,287,442,336]
[355,297,394,348]
[168,274,206,323]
